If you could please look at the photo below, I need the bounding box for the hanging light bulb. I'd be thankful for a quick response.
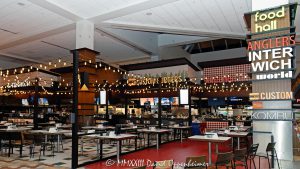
[59,58,61,63]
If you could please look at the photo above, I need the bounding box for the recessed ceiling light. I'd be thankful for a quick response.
[17,2,25,6]
[146,12,152,16]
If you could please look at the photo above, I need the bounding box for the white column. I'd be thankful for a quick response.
[76,20,94,50]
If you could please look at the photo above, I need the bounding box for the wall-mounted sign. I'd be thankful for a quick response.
[254,70,293,80]
[247,35,295,51]
[250,91,293,100]
[6,81,31,88]
[128,76,183,86]
[249,47,294,72]
[253,6,286,33]
[252,111,293,120]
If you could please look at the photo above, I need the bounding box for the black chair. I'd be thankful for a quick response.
[215,152,234,169]
[8,132,24,157]
[31,133,55,160]
[247,144,259,169]
[233,148,248,169]
[256,142,280,169]
[0,131,10,155]
[185,155,207,169]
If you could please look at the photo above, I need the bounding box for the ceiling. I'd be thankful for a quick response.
[0,0,299,70]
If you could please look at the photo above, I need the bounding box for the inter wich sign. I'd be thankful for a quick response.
[246,5,296,81]
[244,3,297,121]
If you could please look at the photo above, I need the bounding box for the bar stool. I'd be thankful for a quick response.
[256,142,280,169]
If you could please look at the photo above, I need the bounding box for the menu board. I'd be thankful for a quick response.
[180,89,189,105]
[100,91,106,105]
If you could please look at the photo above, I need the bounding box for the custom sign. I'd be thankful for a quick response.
[252,111,293,120]
[249,91,293,100]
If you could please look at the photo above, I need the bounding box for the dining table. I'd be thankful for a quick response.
[189,135,231,165]
[29,129,72,152]
[137,129,171,149]
[217,131,249,149]
[86,133,137,162]
[0,127,32,157]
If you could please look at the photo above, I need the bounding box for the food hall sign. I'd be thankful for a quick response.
[254,6,285,33]
[248,5,296,81]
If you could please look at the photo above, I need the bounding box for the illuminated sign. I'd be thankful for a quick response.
[6,81,31,88]
[128,76,183,86]
[249,47,294,72]
[254,71,292,80]
[254,6,286,33]
[247,35,295,51]
[252,111,293,120]
[250,91,293,100]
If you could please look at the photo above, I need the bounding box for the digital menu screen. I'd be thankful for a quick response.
[180,89,189,105]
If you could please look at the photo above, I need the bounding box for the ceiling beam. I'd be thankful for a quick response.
[95,28,152,56]
[0,23,75,50]
[110,56,151,65]
[0,53,41,64]
[100,22,246,39]
[28,0,82,21]
[90,0,180,23]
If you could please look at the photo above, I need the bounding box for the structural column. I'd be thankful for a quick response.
[245,0,296,161]
[72,20,97,168]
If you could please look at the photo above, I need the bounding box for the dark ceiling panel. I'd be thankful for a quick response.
[198,57,249,69]
[120,58,200,71]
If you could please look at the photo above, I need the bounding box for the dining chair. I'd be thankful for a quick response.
[215,152,234,169]
[8,132,24,157]
[247,144,259,169]
[233,148,248,169]
[185,155,207,169]
[256,142,280,169]
[0,131,10,155]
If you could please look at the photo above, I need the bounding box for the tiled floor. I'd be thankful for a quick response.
[1,135,300,169]
[0,133,163,168]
